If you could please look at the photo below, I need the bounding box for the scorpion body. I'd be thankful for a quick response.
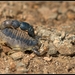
[0,20,41,55]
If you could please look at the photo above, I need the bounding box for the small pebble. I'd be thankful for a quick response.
[10,52,24,60]
[43,57,52,62]
[16,67,28,73]
[9,62,16,72]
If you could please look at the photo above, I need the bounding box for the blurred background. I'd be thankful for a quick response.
[0,1,75,26]
[0,1,75,74]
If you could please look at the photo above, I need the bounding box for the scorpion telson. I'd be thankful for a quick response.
[0,20,35,38]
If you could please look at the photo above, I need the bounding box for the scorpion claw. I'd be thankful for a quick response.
[0,20,20,29]
[20,22,35,37]
[11,20,21,29]
[0,20,35,38]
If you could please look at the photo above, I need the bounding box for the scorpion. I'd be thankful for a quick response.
[0,20,42,55]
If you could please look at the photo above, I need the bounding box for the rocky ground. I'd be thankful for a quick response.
[0,1,75,74]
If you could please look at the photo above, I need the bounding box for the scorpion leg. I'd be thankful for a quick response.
[32,47,41,56]
[7,45,22,55]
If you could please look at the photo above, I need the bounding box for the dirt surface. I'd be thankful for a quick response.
[0,1,75,74]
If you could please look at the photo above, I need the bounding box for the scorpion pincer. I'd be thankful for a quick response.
[0,20,35,38]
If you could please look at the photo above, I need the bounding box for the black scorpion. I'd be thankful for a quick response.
[0,20,41,55]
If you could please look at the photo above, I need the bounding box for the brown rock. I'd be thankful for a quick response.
[38,6,57,20]
[9,61,16,72]
[10,52,24,60]
[43,57,52,62]
[16,67,28,73]
[67,11,75,20]
[58,43,75,56]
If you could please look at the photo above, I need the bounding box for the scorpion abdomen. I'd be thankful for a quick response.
[1,28,38,48]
